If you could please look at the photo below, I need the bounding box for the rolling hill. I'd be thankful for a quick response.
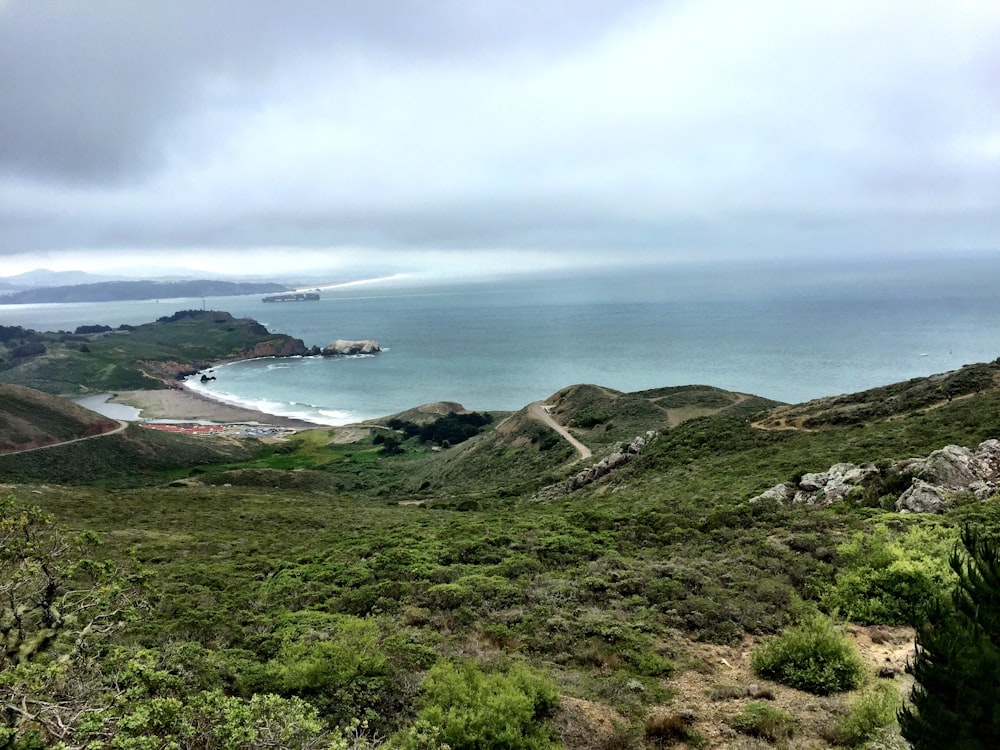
[0,383,119,454]
[4,351,1000,746]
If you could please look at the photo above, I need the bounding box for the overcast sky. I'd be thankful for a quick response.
[2,0,999,281]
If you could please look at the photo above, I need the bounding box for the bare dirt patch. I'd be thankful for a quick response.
[651,627,914,749]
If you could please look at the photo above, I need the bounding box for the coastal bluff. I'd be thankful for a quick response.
[321,339,381,356]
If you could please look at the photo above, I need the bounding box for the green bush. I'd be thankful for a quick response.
[395,660,559,750]
[750,614,866,695]
[824,527,954,625]
[832,681,900,747]
[728,702,798,742]
[239,613,404,730]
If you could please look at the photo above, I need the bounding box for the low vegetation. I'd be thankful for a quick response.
[0,383,119,453]
[4,332,1000,747]
[750,614,866,695]
[0,310,307,394]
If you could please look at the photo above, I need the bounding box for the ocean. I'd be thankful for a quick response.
[3,258,999,425]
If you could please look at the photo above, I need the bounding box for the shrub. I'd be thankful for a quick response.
[395,660,559,750]
[824,527,954,625]
[832,681,900,747]
[727,702,797,742]
[243,613,401,730]
[750,614,866,695]
[572,409,611,428]
[644,710,702,745]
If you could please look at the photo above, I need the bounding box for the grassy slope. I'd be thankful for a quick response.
[0,310,307,394]
[0,421,265,485]
[6,366,1000,747]
[0,383,119,453]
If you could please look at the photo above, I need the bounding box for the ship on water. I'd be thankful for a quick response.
[262,291,320,303]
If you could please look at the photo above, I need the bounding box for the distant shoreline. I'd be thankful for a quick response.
[110,388,319,429]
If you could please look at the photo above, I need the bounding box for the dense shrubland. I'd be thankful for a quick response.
[5,367,1000,746]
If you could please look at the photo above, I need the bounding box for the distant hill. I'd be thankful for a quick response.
[0,269,119,288]
[0,309,310,394]
[0,279,288,304]
[398,382,780,495]
[0,384,119,454]
[0,383,262,481]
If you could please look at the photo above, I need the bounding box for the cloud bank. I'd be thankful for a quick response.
[2,0,999,278]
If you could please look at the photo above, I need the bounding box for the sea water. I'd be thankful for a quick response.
[2,258,999,425]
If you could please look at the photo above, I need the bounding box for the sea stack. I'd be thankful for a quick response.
[321,339,381,355]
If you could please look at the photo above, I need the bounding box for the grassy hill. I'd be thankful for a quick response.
[0,309,308,394]
[0,384,266,482]
[4,363,1000,747]
[0,383,119,454]
[755,360,1000,429]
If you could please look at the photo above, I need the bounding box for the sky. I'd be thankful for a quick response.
[1,0,999,282]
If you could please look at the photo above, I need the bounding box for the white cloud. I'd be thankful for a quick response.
[2,0,999,275]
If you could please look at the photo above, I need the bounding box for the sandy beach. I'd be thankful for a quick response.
[110,388,320,429]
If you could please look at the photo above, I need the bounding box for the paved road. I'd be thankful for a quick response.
[528,402,593,460]
[0,420,129,457]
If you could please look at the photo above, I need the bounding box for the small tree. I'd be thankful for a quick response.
[900,526,1000,748]
[0,495,143,745]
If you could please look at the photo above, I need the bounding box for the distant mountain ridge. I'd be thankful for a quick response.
[0,269,120,287]
[0,279,289,304]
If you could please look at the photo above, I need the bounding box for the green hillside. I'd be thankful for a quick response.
[0,383,120,454]
[4,358,1000,747]
[0,310,309,394]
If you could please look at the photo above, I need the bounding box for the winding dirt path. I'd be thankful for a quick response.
[528,403,593,460]
[0,420,129,457]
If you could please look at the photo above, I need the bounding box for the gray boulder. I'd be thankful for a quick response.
[896,479,949,514]
[974,439,1000,482]
[750,483,795,504]
[914,445,979,489]
[798,472,828,492]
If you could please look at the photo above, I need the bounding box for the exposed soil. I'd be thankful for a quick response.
[555,627,914,749]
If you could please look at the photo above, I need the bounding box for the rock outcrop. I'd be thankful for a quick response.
[902,440,1000,494]
[561,431,657,493]
[322,339,381,356]
[751,462,878,507]
[895,480,950,514]
[749,439,1000,514]
[241,338,310,359]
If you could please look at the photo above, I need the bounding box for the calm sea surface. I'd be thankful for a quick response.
[3,259,999,424]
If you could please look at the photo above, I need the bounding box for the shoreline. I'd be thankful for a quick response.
[110,387,321,430]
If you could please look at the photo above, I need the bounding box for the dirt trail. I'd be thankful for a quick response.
[1,420,129,457]
[529,402,593,460]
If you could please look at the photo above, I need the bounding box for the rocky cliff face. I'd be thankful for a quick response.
[241,338,310,359]
[750,439,1000,514]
